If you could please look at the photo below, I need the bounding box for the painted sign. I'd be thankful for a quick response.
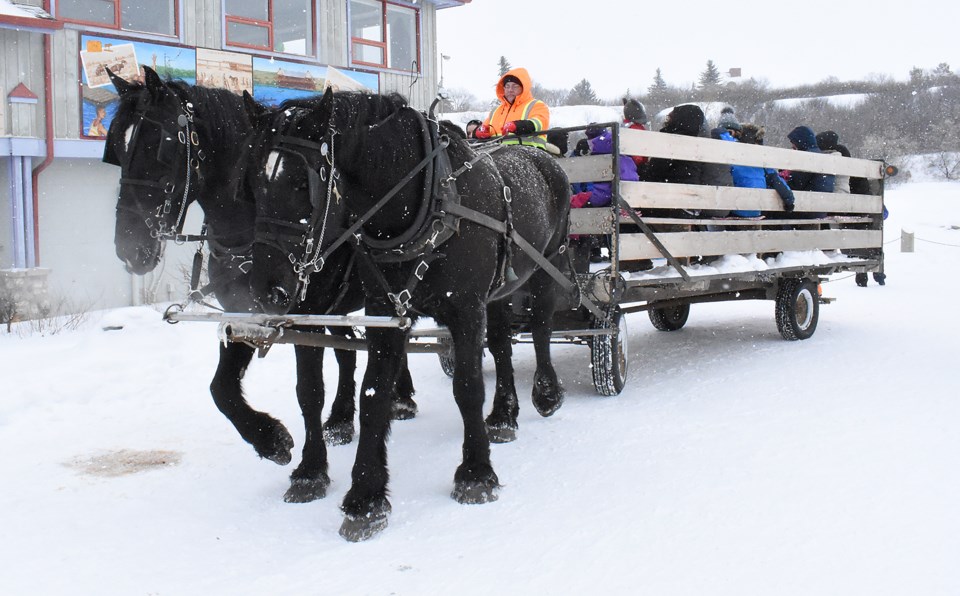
[79,34,379,138]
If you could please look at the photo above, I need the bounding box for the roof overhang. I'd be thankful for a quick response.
[427,0,471,9]
[0,0,60,34]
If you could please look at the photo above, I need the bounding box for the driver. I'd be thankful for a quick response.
[474,67,550,151]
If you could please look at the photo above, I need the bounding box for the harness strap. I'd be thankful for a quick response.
[315,137,450,268]
[442,201,604,319]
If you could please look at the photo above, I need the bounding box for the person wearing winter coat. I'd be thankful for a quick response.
[729,123,796,216]
[474,67,550,151]
[622,98,649,171]
[569,125,639,209]
[787,125,835,218]
[643,104,704,186]
[815,130,851,193]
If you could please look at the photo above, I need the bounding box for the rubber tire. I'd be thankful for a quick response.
[649,303,690,331]
[590,307,628,396]
[776,278,819,341]
[438,339,455,378]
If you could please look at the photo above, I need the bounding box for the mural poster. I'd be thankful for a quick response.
[78,35,379,138]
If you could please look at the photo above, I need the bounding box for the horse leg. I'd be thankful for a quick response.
[528,271,565,417]
[484,300,519,443]
[284,344,331,503]
[448,312,501,505]
[210,342,293,464]
[391,350,418,420]
[339,327,402,542]
[323,327,357,446]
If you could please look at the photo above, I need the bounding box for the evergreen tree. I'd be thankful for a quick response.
[566,78,601,105]
[648,68,668,95]
[498,56,511,77]
[698,60,722,89]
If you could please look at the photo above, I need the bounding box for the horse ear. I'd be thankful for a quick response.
[106,67,133,96]
[318,86,335,119]
[242,90,268,126]
[142,66,165,99]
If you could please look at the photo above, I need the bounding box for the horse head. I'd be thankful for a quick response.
[104,66,200,274]
[240,89,348,314]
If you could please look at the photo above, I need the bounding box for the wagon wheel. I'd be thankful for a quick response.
[590,306,629,396]
[649,303,690,331]
[438,338,455,378]
[775,278,819,341]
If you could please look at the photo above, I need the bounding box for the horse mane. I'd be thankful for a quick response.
[166,81,250,152]
[281,91,409,129]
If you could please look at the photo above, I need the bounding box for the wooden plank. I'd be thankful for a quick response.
[621,180,883,214]
[619,127,884,179]
[568,208,615,234]
[619,229,882,260]
[557,154,615,183]
[630,216,874,227]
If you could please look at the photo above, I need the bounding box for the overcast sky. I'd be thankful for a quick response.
[436,0,958,101]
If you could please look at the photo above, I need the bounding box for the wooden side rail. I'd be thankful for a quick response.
[620,181,882,215]
[619,228,882,260]
[619,127,884,180]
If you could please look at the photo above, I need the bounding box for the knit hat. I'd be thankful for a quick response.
[717,106,741,132]
[788,126,818,151]
[622,98,647,124]
[585,123,604,139]
[502,75,522,87]
[815,130,840,151]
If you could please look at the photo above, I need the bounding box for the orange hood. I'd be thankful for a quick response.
[496,67,535,105]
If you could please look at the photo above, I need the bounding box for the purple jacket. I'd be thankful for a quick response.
[587,129,638,207]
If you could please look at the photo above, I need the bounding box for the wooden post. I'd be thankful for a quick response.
[901,229,914,252]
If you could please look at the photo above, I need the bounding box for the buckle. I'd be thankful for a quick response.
[414,260,429,281]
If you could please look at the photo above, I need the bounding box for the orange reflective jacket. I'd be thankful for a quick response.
[482,67,550,149]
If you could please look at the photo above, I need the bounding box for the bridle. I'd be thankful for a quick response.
[252,108,344,301]
[253,104,462,309]
[108,93,206,241]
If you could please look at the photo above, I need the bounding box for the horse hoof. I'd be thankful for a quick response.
[283,476,330,503]
[533,374,564,417]
[486,424,517,444]
[323,421,355,446]
[451,479,500,505]
[532,392,564,417]
[257,425,295,465]
[391,397,418,421]
[339,503,391,542]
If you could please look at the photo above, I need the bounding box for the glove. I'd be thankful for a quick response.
[501,121,517,134]
[783,200,795,213]
[570,191,591,209]
[474,124,492,139]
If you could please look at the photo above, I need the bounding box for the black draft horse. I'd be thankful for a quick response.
[104,67,416,503]
[241,89,571,540]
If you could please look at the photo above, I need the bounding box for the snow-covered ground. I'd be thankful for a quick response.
[1,180,958,595]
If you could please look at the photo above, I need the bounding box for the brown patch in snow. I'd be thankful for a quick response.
[67,449,182,477]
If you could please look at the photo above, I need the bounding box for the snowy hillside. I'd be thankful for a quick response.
[1,178,958,595]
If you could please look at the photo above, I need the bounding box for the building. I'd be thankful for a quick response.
[0,0,469,312]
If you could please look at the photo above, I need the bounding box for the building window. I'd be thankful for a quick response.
[350,0,419,72]
[224,0,314,57]
[58,0,177,37]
